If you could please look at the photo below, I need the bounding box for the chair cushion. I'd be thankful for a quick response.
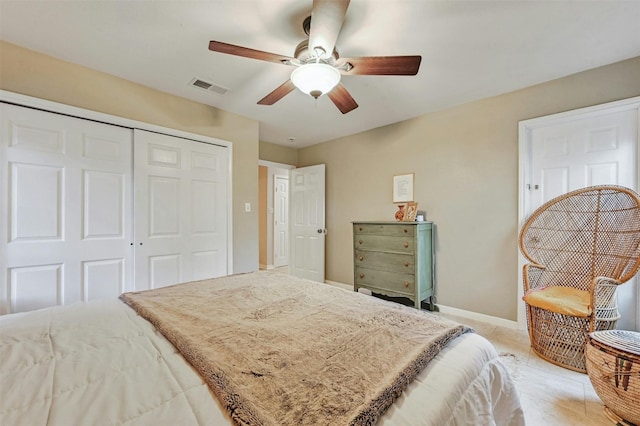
[523,286,592,317]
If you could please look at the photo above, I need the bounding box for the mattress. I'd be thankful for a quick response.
[1,289,524,425]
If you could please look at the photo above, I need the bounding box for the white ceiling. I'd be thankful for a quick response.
[1,0,639,148]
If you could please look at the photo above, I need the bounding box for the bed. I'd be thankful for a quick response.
[1,271,524,425]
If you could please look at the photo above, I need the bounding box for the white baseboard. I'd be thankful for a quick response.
[259,264,276,270]
[437,304,522,329]
[324,280,352,291]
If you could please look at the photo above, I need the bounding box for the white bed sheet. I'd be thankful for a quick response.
[0,299,524,425]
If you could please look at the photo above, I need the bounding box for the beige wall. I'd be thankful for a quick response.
[0,41,260,273]
[259,141,298,166]
[298,56,640,321]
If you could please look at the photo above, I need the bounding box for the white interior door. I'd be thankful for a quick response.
[134,129,228,290]
[524,104,639,330]
[289,164,325,282]
[1,103,133,314]
[529,109,637,209]
[273,175,289,268]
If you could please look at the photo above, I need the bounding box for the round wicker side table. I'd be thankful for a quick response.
[585,330,640,425]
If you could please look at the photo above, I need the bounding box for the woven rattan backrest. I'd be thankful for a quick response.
[519,186,640,291]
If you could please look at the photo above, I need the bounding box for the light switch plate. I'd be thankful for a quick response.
[244,202,251,212]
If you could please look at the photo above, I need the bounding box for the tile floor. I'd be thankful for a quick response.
[436,312,612,426]
[264,267,614,425]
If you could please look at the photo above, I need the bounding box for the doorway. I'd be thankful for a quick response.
[258,160,294,270]
[518,96,640,331]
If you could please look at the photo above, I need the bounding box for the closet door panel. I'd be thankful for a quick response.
[83,170,125,239]
[149,176,181,236]
[83,258,125,301]
[9,264,63,313]
[10,163,63,241]
[1,103,133,314]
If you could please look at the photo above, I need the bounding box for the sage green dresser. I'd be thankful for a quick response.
[353,221,435,310]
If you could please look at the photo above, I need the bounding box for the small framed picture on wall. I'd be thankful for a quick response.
[393,173,414,203]
[403,202,418,222]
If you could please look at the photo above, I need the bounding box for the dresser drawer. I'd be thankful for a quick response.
[355,267,415,294]
[354,234,414,253]
[354,223,415,237]
[354,250,415,274]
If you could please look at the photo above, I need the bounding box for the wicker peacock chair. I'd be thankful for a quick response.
[519,185,640,372]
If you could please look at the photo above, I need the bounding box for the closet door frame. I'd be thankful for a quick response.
[0,90,234,288]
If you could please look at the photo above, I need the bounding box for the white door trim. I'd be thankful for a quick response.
[273,175,289,268]
[1,90,234,275]
[517,96,640,329]
[258,159,295,170]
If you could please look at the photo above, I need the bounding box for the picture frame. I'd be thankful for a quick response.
[392,173,414,203]
[403,201,419,222]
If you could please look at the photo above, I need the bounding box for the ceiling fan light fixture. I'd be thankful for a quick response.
[290,63,341,99]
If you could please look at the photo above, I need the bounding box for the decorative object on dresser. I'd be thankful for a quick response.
[395,204,405,221]
[353,221,435,310]
[403,201,419,222]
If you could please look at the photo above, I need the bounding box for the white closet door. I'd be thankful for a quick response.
[0,103,133,314]
[529,108,637,210]
[133,129,228,290]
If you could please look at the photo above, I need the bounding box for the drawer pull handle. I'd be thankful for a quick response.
[359,256,364,261]
[359,227,363,231]
[403,242,409,248]
[403,262,409,267]
[404,229,408,233]
[359,240,363,245]
[359,273,365,279]
[403,281,410,288]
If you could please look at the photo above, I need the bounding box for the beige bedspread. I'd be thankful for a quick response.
[121,272,471,426]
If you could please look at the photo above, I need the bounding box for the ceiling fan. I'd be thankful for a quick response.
[208,0,421,114]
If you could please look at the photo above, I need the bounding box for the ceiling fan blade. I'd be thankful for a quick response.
[328,83,358,114]
[257,80,297,105]
[308,0,350,59]
[336,56,422,75]
[209,41,295,65]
